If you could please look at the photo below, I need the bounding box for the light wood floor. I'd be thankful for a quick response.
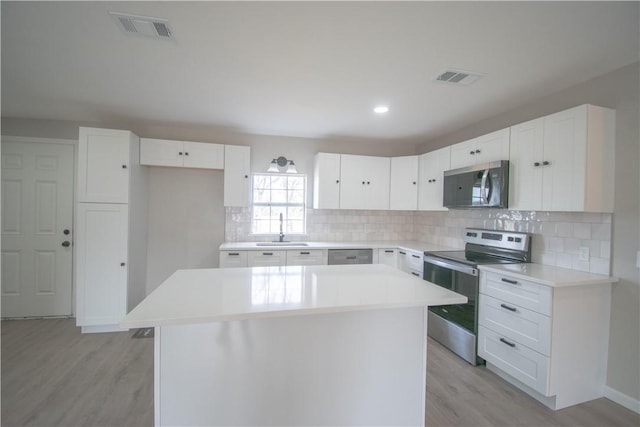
[2,318,638,427]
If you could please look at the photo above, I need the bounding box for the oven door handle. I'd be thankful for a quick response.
[480,168,490,204]
[423,255,478,276]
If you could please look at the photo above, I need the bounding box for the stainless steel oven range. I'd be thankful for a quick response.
[423,228,531,365]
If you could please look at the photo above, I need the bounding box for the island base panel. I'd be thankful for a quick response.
[156,307,427,426]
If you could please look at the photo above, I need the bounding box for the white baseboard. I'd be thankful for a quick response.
[81,324,128,334]
[604,386,640,414]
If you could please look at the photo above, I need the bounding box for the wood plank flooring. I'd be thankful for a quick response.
[2,318,638,426]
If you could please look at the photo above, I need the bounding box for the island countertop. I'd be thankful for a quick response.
[121,264,467,328]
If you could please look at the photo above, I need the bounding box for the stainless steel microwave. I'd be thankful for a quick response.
[443,160,509,209]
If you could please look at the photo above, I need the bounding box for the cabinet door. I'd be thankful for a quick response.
[140,138,183,167]
[313,153,341,209]
[476,128,510,164]
[224,145,251,207]
[183,142,224,169]
[78,127,131,203]
[509,118,544,211]
[377,249,398,268]
[365,156,391,210]
[418,147,450,211]
[75,203,128,326]
[542,106,588,211]
[389,156,418,210]
[339,154,366,209]
[449,138,478,169]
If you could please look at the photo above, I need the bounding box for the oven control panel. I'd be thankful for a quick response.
[464,228,530,252]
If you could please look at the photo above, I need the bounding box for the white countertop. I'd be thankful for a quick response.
[479,263,618,288]
[121,264,467,328]
[219,240,459,252]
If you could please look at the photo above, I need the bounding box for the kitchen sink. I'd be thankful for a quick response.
[255,242,309,246]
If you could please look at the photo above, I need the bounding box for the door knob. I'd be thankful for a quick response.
[61,241,71,247]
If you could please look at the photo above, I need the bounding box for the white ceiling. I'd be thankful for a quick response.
[2,1,639,145]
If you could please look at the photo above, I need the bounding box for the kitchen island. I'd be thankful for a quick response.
[121,264,466,426]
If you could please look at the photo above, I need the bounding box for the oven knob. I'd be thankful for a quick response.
[515,237,522,243]
[508,237,514,242]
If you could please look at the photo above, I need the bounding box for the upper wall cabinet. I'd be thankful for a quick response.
[140,138,224,169]
[418,146,451,211]
[78,127,134,203]
[313,153,341,209]
[449,128,510,169]
[509,105,615,212]
[389,156,419,210]
[224,145,251,207]
[339,154,390,210]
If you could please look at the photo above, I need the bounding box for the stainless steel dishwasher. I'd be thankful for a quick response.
[327,249,373,265]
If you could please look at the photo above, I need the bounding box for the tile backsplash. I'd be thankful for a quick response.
[225,208,612,275]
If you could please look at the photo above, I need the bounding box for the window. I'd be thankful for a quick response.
[252,174,306,235]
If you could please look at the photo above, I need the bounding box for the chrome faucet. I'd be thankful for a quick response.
[278,213,285,242]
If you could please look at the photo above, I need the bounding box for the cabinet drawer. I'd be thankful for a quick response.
[286,250,325,266]
[248,251,286,267]
[480,272,552,316]
[478,326,550,396]
[219,251,248,268]
[399,250,423,273]
[479,294,551,356]
[407,269,423,279]
[377,249,398,268]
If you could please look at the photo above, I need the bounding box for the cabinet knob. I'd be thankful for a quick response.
[469,151,475,155]
[179,152,183,155]
[432,178,436,182]
[244,175,248,178]
[475,149,481,154]
[534,162,541,167]
[61,241,70,248]
[543,161,550,166]
[367,181,370,185]
[336,180,339,183]
[122,165,127,169]
[412,181,416,185]
[185,152,189,156]
[120,262,126,267]
[63,229,70,235]
[362,181,366,185]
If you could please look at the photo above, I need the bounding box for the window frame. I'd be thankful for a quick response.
[250,173,307,236]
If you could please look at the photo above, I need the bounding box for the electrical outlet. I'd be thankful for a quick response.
[579,246,590,262]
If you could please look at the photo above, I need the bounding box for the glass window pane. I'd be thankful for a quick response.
[271,189,287,203]
[288,176,304,190]
[253,220,271,234]
[254,189,271,203]
[288,220,304,233]
[253,206,271,221]
[288,190,304,204]
[287,206,304,220]
[271,175,286,189]
[253,175,270,190]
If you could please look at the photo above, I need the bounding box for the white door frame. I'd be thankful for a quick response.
[1,135,78,317]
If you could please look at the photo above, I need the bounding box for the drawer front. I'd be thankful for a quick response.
[219,251,248,268]
[248,251,286,267]
[478,326,550,395]
[479,294,551,356]
[481,272,552,316]
[286,250,325,266]
[398,250,423,273]
[407,268,423,279]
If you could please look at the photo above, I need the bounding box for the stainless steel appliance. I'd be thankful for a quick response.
[443,160,509,209]
[328,249,373,265]
[424,228,531,365]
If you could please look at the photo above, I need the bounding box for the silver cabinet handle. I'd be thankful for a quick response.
[501,278,518,285]
[500,338,516,348]
[500,303,517,312]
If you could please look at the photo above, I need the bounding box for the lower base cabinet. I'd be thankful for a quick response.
[478,270,612,410]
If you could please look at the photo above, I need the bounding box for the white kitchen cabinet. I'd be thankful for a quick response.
[449,128,510,169]
[76,127,148,333]
[389,156,419,210]
[224,145,251,207]
[478,268,612,410]
[398,248,423,278]
[339,154,390,210]
[75,203,129,329]
[140,138,224,169]
[286,249,326,266]
[313,153,341,209]
[219,251,249,268]
[77,127,132,203]
[509,104,615,212]
[418,147,451,211]
[377,248,398,269]
[248,250,287,267]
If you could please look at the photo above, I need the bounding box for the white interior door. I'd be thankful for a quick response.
[1,139,74,317]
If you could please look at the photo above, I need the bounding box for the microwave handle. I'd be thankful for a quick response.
[480,169,490,204]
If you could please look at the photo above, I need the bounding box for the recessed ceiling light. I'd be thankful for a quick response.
[374,106,389,114]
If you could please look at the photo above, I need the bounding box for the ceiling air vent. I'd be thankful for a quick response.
[110,12,173,40]
[435,69,483,86]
